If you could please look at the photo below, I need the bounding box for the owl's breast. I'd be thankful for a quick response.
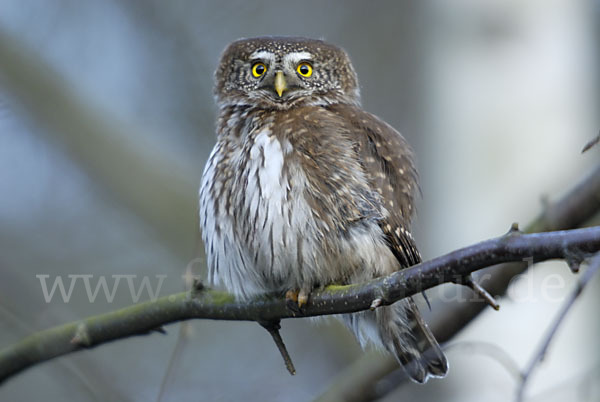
[200,110,395,299]
[200,126,317,298]
[238,128,319,294]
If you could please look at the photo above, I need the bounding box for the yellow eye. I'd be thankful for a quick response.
[252,62,267,77]
[297,62,313,77]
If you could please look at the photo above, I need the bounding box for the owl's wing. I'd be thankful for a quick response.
[327,105,447,383]
[331,104,421,268]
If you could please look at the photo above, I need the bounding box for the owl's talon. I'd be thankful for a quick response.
[285,289,310,312]
[298,289,309,308]
[370,298,383,310]
[285,289,301,313]
[285,289,298,303]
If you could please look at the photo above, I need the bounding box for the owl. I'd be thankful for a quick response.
[199,36,447,383]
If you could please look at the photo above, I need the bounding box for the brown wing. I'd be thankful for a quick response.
[329,104,421,268]
[273,106,384,238]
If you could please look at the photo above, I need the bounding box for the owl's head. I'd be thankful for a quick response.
[214,37,360,110]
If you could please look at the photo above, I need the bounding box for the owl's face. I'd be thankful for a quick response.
[215,37,361,110]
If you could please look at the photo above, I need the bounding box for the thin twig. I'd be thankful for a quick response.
[515,253,600,402]
[157,259,205,402]
[581,130,600,153]
[451,274,500,311]
[464,276,500,311]
[444,341,521,381]
[259,320,296,375]
[156,323,192,402]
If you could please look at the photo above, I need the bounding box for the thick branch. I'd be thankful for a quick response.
[0,27,198,258]
[318,164,600,402]
[0,226,598,384]
[432,164,600,344]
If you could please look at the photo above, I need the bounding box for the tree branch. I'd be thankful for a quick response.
[0,27,198,258]
[516,252,600,402]
[0,226,598,385]
[316,164,600,402]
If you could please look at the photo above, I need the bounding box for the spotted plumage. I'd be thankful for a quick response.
[199,36,447,382]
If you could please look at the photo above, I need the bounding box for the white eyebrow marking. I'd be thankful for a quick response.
[250,50,276,61]
[283,51,313,64]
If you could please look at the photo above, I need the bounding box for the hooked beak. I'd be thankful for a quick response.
[274,71,287,97]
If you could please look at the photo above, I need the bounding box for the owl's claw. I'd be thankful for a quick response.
[285,289,300,313]
[298,289,309,308]
[285,289,310,313]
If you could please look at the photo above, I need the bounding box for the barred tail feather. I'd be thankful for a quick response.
[343,297,448,383]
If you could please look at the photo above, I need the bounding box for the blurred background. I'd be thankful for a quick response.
[0,1,599,401]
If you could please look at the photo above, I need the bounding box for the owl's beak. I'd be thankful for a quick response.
[274,71,287,97]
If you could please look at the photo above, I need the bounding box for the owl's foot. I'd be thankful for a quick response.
[285,288,310,313]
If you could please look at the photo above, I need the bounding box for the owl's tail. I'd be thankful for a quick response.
[344,297,448,383]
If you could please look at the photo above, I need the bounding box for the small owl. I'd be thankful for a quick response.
[199,36,447,383]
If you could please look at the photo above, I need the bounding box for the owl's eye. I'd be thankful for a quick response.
[296,62,313,77]
[252,62,267,77]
